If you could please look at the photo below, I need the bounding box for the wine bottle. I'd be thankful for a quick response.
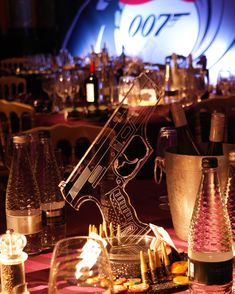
[188,157,233,293]
[85,60,99,107]
[207,112,225,155]
[187,53,194,70]
[99,45,111,105]
[170,101,200,155]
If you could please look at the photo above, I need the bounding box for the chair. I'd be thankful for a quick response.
[0,76,27,99]
[0,99,35,148]
[21,123,116,169]
[0,57,28,74]
[186,96,235,144]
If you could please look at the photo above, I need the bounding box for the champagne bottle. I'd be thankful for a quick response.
[207,112,225,155]
[85,60,99,107]
[170,101,200,155]
[188,157,233,293]
[171,53,181,90]
[163,61,179,104]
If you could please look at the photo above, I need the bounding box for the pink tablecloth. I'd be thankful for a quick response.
[25,227,189,294]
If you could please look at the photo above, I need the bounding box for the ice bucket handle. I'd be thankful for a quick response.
[154,156,166,184]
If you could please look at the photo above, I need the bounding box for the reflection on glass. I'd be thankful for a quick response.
[48,235,113,294]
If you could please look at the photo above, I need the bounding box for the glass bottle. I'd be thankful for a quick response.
[207,112,225,155]
[163,61,179,104]
[85,59,99,107]
[6,135,42,255]
[170,101,200,155]
[171,53,181,90]
[224,150,235,254]
[188,157,233,293]
[34,131,66,249]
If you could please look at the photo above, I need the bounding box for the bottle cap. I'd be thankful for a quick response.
[13,136,27,144]
[229,151,235,161]
[202,157,218,168]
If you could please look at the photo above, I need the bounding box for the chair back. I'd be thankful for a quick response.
[186,96,235,144]
[0,99,35,140]
[21,123,116,170]
[0,57,27,73]
[0,76,27,99]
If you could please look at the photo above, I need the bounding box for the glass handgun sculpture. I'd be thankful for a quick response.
[59,73,162,239]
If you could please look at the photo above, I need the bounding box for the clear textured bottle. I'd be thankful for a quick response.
[224,150,235,254]
[6,135,42,255]
[207,112,225,156]
[188,157,233,293]
[34,131,66,249]
[170,101,200,155]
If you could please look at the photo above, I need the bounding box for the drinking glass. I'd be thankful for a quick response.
[154,127,178,210]
[69,70,84,109]
[55,71,73,109]
[42,73,60,112]
[217,68,231,96]
[42,74,56,100]
[48,235,114,294]
[118,75,140,106]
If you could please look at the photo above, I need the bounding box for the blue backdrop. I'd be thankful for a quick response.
[62,0,235,84]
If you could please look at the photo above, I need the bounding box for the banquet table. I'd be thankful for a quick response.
[2,98,235,292]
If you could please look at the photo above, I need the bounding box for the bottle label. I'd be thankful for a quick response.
[188,258,233,285]
[6,214,42,235]
[86,83,95,103]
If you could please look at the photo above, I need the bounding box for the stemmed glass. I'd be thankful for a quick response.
[154,126,178,210]
[42,73,59,112]
[48,235,114,294]
[217,68,231,96]
[69,70,84,110]
[55,71,73,110]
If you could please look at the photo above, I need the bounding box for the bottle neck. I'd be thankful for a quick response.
[209,116,224,142]
[171,102,187,127]
[201,167,220,187]
[89,61,95,74]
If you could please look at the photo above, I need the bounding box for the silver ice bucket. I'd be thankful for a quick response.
[165,144,235,241]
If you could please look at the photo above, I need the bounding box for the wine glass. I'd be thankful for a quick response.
[48,235,114,294]
[154,126,178,210]
[42,73,59,112]
[217,68,231,96]
[55,71,73,110]
[69,70,84,110]
[118,75,140,106]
